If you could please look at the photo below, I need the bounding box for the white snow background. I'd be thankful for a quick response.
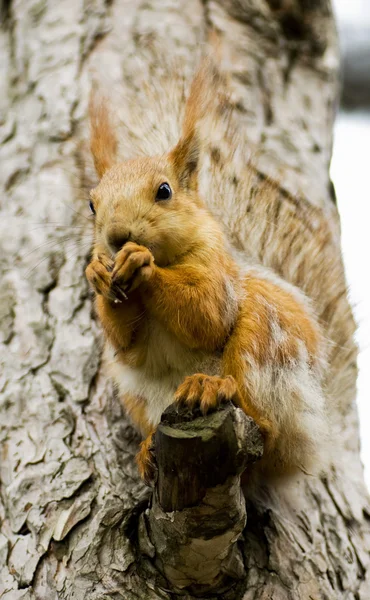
[332,0,370,489]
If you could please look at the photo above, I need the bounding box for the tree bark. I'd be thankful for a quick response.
[141,403,263,596]
[0,1,369,599]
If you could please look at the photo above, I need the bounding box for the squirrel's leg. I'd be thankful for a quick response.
[118,391,157,485]
[109,242,239,351]
[86,250,143,352]
[95,295,142,352]
[221,274,327,476]
[136,431,156,485]
[144,261,239,351]
[127,400,156,486]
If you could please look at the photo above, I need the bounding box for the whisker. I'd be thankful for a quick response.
[127,310,147,326]
[29,224,87,230]
[63,244,93,264]
[25,254,58,279]
[21,235,90,259]
[58,200,94,223]
[25,243,88,279]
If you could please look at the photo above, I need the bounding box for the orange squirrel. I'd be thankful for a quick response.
[86,62,327,484]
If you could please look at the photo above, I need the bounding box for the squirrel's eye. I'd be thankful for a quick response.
[155,182,172,202]
[89,200,96,215]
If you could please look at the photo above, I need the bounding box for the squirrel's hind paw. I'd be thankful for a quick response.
[136,433,157,487]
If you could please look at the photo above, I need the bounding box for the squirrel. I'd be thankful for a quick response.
[86,60,328,485]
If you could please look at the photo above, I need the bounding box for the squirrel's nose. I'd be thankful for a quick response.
[107,231,131,254]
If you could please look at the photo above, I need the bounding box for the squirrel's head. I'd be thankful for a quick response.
[89,61,222,265]
[89,120,203,266]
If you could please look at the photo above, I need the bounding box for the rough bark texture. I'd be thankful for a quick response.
[1,1,370,599]
[141,404,263,596]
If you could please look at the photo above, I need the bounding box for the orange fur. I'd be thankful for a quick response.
[95,294,142,356]
[136,432,156,485]
[89,93,118,178]
[240,274,320,366]
[87,60,327,483]
[175,374,242,414]
[169,58,223,191]
[144,255,239,351]
[122,393,153,436]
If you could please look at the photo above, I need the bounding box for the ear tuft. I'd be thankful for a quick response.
[169,131,200,190]
[89,89,118,179]
[170,57,222,190]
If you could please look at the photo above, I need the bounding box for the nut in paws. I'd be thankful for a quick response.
[85,255,126,302]
[112,242,154,294]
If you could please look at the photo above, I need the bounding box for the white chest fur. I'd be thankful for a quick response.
[105,319,221,427]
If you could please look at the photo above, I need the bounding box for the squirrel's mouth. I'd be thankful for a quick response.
[103,232,181,269]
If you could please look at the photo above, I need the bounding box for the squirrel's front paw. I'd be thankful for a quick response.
[175,374,241,415]
[86,255,123,302]
[112,242,154,294]
[136,433,157,487]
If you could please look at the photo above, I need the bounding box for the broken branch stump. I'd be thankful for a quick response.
[138,402,263,596]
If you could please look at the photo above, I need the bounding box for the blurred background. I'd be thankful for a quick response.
[331,0,370,488]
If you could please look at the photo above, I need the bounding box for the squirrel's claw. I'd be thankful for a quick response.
[174,374,240,415]
[110,282,128,302]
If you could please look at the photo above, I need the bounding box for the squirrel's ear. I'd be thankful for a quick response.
[89,90,118,179]
[169,58,221,191]
[169,130,200,191]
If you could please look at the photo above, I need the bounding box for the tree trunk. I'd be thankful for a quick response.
[1,1,369,599]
